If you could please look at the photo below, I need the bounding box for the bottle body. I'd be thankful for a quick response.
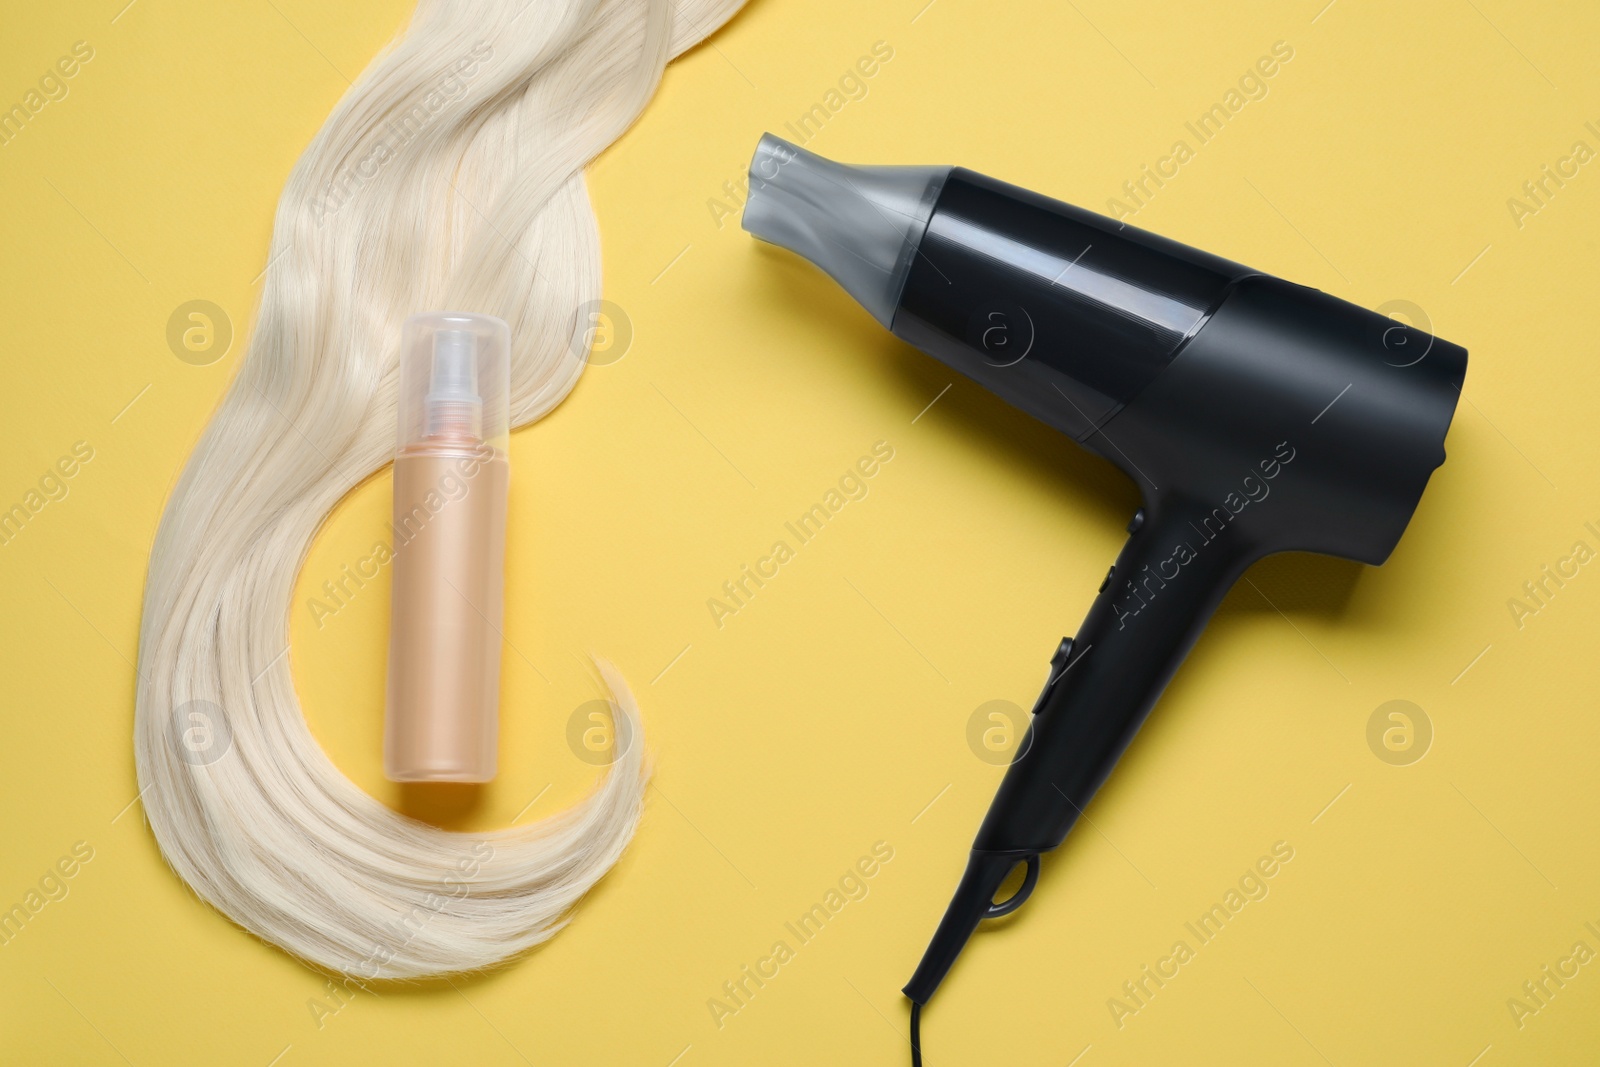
[385,442,509,782]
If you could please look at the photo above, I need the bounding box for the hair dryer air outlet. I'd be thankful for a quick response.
[740,133,1467,1057]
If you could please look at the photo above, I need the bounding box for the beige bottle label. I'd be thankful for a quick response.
[384,446,508,782]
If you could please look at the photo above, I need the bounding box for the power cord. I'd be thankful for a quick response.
[909,1001,923,1067]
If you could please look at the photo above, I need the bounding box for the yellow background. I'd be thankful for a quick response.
[2,0,1598,1063]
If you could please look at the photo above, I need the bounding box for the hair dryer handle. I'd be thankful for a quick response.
[978,498,1254,852]
[905,498,1253,1005]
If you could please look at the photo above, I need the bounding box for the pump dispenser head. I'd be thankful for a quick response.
[397,312,510,452]
[742,134,950,326]
[424,328,484,438]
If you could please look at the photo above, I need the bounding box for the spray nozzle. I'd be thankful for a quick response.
[424,329,483,438]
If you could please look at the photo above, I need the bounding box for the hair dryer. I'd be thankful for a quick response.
[740,133,1466,1049]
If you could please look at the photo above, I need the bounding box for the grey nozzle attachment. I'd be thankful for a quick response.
[741,134,950,327]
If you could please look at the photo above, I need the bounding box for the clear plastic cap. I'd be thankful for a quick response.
[397,312,511,453]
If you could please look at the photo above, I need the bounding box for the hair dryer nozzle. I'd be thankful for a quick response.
[742,133,950,327]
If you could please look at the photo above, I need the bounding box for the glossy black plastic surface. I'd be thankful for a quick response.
[893,169,1253,439]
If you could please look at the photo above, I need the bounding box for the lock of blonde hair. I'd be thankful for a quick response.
[135,0,745,978]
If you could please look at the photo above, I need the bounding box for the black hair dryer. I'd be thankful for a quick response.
[741,133,1466,1046]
